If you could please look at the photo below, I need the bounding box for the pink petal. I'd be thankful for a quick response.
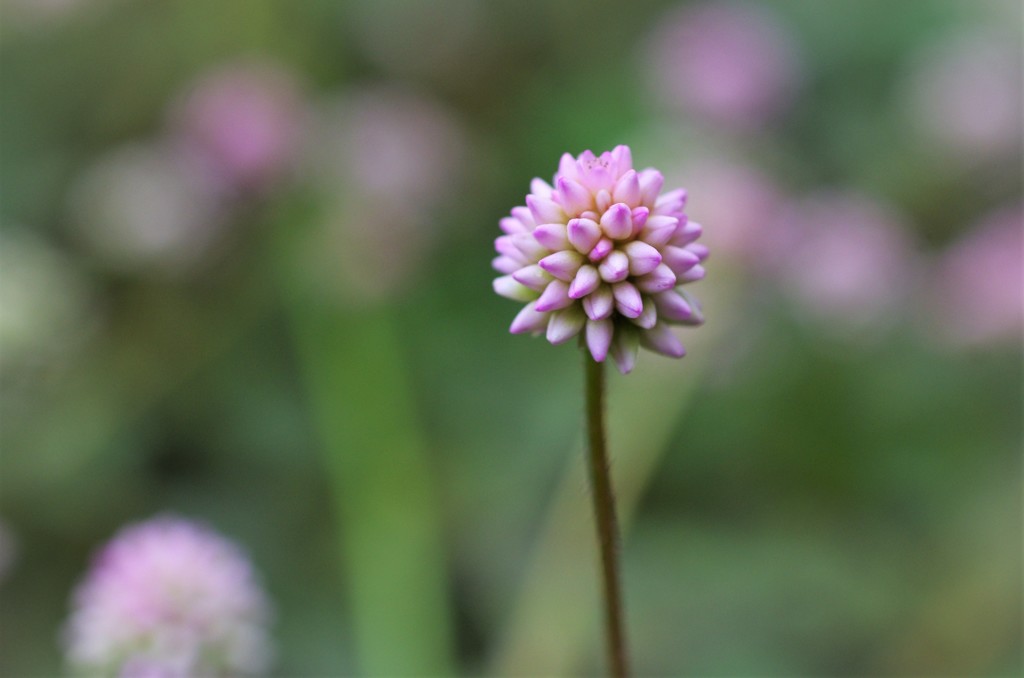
[583,285,614,320]
[493,275,537,302]
[495,235,521,260]
[538,250,585,281]
[638,169,665,207]
[568,264,601,299]
[511,232,549,261]
[678,264,706,283]
[630,206,650,236]
[612,281,643,318]
[600,203,633,240]
[510,206,536,230]
[512,264,552,290]
[567,218,602,254]
[639,323,686,358]
[686,242,709,262]
[558,152,580,182]
[636,263,677,293]
[611,327,640,374]
[630,297,658,329]
[586,318,614,362]
[546,306,586,344]
[556,177,594,215]
[654,188,687,216]
[533,223,570,251]
[670,220,702,247]
[595,189,612,213]
[624,240,663,276]
[662,245,701,276]
[612,170,642,206]
[493,255,520,274]
[527,194,565,224]
[588,237,614,263]
[500,216,529,235]
[611,145,634,177]
[530,178,554,199]
[598,250,630,283]
[509,302,549,334]
[534,279,573,312]
[675,289,705,325]
[584,165,614,193]
[639,215,679,249]
[653,290,696,323]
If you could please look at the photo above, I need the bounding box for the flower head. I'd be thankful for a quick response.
[63,515,273,677]
[493,146,706,374]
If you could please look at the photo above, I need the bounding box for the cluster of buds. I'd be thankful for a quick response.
[493,145,706,373]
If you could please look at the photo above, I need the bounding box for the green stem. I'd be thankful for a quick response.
[585,355,629,678]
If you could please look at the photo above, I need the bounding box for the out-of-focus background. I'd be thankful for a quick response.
[1,0,1021,675]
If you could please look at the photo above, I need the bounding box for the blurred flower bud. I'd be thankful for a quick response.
[305,85,467,303]
[670,157,787,268]
[645,1,801,129]
[171,60,306,196]
[67,143,226,276]
[902,29,1022,162]
[775,191,919,335]
[64,515,273,677]
[927,204,1023,348]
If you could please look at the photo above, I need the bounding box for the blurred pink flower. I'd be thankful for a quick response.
[928,204,1023,347]
[64,515,272,677]
[306,85,467,303]
[67,142,226,276]
[776,191,919,333]
[903,29,1022,161]
[493,145,706,374]
[172,61,306,195]
[313,86,465,206]
[668,158,786,267]
[645,1,800,129]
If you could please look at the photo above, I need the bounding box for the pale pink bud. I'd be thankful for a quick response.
[600,203,634,240]
[568,218,603,254]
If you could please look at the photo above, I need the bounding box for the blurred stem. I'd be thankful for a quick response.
[288,302,455,675]
[276,199,454,675]
[585,356,629,678]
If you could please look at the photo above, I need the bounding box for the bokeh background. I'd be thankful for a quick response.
[1,0,1021,675]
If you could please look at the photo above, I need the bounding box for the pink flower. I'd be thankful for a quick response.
[903,29,1022,162]
[172,61,305,195]
[63,515,273,677]
[928,204,1023,347]
[775,191,918,333]
[668,157,786,267]
[493,146,706,374]
[645,1,800,129]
